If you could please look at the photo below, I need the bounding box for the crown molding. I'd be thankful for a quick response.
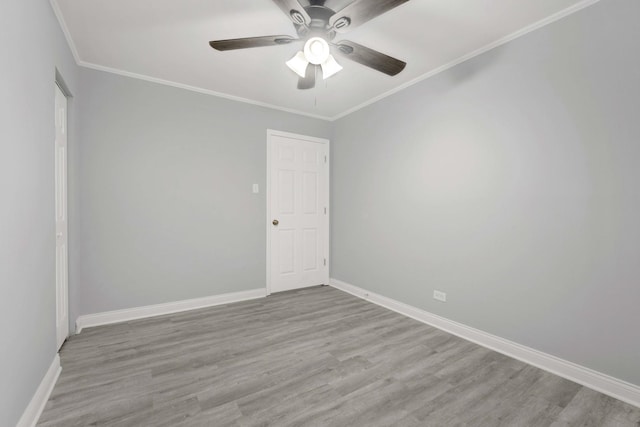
[49,0,81,64]
[51,0,602,122]
[77,61,333,121]
[49,0,332,122]
[329,0,603,121]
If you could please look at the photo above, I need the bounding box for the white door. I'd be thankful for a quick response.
[55,84,69,349]
[267,130,329,294]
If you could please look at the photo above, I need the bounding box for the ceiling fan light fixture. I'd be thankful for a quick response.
[303,37,330,65]
[321,54,342,80]
[210,0,409,90]
[286,51,309,78]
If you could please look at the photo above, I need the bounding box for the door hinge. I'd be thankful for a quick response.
[324,155,327,163]
[324,258,327,266]
[324,207,327,215]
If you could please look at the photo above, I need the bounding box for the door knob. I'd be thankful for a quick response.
[272,219,279,226]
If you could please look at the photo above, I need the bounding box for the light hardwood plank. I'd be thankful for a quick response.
[38,286,640,426]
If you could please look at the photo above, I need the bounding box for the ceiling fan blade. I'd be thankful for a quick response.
[297,64,316,90]
[334,40,406,76]
[329,0,410,33]
[272,0,311,26]
[209,35,297,51]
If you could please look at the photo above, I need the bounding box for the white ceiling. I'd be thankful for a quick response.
[53,0,593,120]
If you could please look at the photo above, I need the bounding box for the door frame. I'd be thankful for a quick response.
[55,81,69,349]
[266,129,330,295]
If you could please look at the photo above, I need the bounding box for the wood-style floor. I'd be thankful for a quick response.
[39,286,640,426]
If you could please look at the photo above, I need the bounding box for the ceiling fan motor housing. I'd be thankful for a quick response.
[295,4,337,41]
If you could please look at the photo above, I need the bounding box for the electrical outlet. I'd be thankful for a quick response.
[433,290,447,302]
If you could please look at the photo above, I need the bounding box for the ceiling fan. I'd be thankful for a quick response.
[209,0,409,90]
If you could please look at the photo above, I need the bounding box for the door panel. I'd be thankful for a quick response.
[278,170,295,214]
[302,172,318,214]
[268,132,329,293]
[279,229,295,275]
[302,229,318,271]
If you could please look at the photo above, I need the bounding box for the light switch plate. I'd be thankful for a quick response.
[252,184,259,194]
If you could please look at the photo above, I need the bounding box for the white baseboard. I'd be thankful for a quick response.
[330,278,640,409]
[16,354,61,427]
[76,288,267,333]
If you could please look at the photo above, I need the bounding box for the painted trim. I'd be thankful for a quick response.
[266,129,330,145]
[49,0,81,64]
[75,288,266,333]
[16,354,61,427]
[50,0,602,122]
[54,83,70,351]
[328,0,602,120]
[266,131,272,296]
[266,130,330,295]
[77,62,333,122]
[49,1,331,121]
[330,278,640,409]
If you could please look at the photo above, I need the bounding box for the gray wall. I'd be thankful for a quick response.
[4,1,638,422]
[0,0,79,425]
[331,0,640,386]
[75,68,331,318]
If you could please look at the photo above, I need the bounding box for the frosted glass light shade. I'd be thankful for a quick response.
[321,54,342,80]
[286,51,309,78]
[286,38,343,82]
[304,37,330,65]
